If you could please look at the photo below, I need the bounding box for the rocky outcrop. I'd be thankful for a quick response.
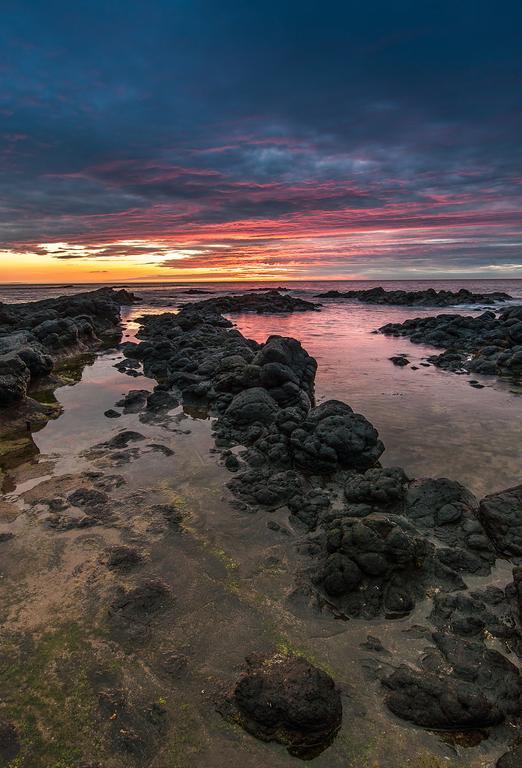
[478,485,522,561]
[383,632,522,728]
[0,288,139,409]
[379,305,522,378]
[219,653,342,758]
[180,289,320,314]
[290,400,384,473]
[316,286,511,306]
[122,298,522,750]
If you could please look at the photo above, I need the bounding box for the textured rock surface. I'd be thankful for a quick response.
[383,632,522,729]
[181,289,321,314]
[220,653,342,757]
[380,305,522,378]
[290,400,384,473]
[316,286,511,306]
[126,295,522,749]
[478,485,522,561]
[0,287,138,409]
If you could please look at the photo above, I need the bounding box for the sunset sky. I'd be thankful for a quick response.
[1,1,521,283]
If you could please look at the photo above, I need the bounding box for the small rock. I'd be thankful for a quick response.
[389,356,410,366]
[104,409,121,418]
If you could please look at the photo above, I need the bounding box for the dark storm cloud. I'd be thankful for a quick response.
[0,0,521,275]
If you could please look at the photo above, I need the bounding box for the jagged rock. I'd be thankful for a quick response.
[0,288,138,411]
[429,582,522,656]
[252,335,317,405]
[313,513,459,617]
[17,346,53,376]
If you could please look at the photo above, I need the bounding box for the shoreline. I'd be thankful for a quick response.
[1,288,521,767]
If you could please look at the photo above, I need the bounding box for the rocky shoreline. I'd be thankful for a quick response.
[0,288,139,453]
[315,286,512,306]
[1,287,521,766]
[379,305,522,378]
[177,289,321,314]
[117,294,522,762]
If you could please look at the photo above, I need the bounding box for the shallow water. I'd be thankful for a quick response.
[5,279,518,497]
[0,313,508,768]
[230,302,522,499]
[1,281,522,766]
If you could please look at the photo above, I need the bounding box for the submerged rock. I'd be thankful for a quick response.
[105,431,146,449]
[116,389,149,413]
[220,653,342,757]
[105,545,144,571]
[104,408,121,418]
[389,355,409,366]
[383,632,522,729]
[108,579,172,641]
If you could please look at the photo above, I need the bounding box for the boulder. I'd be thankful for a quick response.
[0,352,31,406]
[225,388,279,427]
[221,653,342,757]
[383,632,522,729]
[344,467,409,506]
[290,400,384,473]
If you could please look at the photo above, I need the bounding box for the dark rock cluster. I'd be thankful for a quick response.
[178,289,321,314]
[316,286,511,306]
[0,287,139,407]
[124,295,522,751]
[5,289,517,757]
[383,631,522,729]
[380,305,522,377]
